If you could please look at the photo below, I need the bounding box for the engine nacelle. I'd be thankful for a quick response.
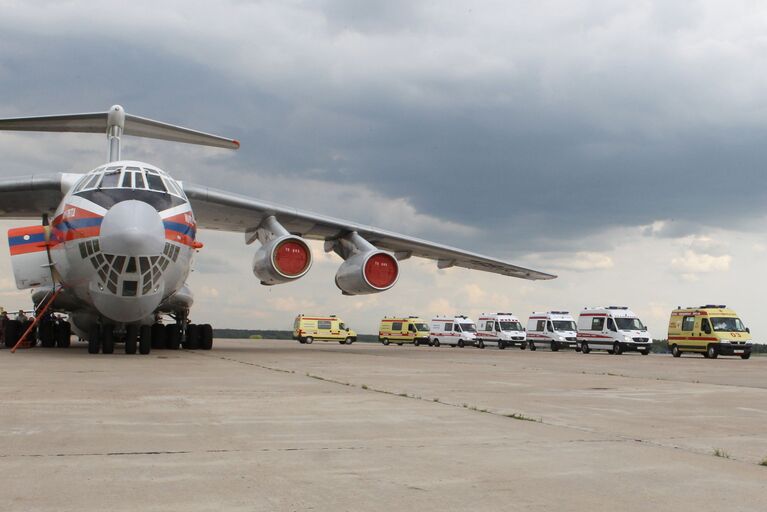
[253,235,312,285]
[335,250,399,295]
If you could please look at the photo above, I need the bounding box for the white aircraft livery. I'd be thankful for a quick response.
[0,105,555,355]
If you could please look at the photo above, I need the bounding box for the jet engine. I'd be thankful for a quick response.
[248,216,312,285]
[328,232,399,295]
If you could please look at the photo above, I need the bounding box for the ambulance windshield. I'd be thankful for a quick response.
[711,317,746,332]
[500,321,523,332]
[553,320,577,331]
[414,323,429,331]
[460,323,476,333]
[615,318,646,331]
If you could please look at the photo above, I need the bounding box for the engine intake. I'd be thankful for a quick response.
[252,234,312,285]
[335,249,399,295]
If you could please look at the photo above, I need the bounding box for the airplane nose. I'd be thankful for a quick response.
[99,200,165,255]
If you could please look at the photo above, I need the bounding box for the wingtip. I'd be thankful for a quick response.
[232,139,241,149]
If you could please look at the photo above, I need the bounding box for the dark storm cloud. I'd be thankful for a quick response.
[2,1,767,259]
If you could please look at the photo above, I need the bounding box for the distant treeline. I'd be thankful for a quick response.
[212,330,766,353]
[212,329,379,343]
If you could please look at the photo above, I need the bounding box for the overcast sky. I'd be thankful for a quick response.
[1,0,766,338]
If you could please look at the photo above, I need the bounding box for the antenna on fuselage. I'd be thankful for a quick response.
[0,104,240,162]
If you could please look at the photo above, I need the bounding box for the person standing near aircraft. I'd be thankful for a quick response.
[0,309,7,346]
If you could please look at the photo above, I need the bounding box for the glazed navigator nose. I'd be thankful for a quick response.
[99,200,165,256]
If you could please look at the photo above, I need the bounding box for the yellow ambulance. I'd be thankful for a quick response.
[293,315,357,345]
[378,316,431,346]
[667,305,752,359]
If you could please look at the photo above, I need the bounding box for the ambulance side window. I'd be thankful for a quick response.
[454,324,461,332]
[408,324,416,332]
[607,318,617,332]
[682,316,695,331]
[391,322,402,331]
[444,323,452,331]
[318,320,331,330]
[591,318,605,331]
[536,320,545,332]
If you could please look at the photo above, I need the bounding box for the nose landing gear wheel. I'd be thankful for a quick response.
[124,325,138,354]
[139,325,152,355]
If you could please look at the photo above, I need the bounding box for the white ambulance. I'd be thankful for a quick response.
[429,315,477,348]
[525,311,579,351]
[475,312,527,349]
[576,306,652,355]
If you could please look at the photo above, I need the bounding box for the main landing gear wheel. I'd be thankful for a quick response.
[166,324,180,350]
[706,344,718,359]
[199,324,213,350]
[151,323,166,349]
[671,344,681,357]
[184,324,200,350]
[55,321,71,348]
[139,325,152,355]
[125,325,138,354]
[88,325,101,354]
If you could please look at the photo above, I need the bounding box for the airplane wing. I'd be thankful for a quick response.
[182,182,556,280]
[0,174,66,219]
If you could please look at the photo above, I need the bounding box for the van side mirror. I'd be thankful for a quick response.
[746,327,750,334]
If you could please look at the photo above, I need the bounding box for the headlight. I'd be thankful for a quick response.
[623,335,632,342]
[557,336,565,341]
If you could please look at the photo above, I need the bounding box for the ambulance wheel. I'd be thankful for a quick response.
[101,325,115,354]
[706,344,718,359]
[139,325,152,355]
[581,342,591,354]
[477,340,485,349]
[433,339,440,347]
[382,338,390,346]
[613,342,622,355]
[458,340,465,348]
[575,346,582,353]
[640,349,650,356]
[200,324,213,350]
[124,325,138,354]
[550,341,559,352]
[338,340,345,345]
[413,339,419,346]
[151,323,166,349]
[520,342,527,350]
[305,337,313,344]
[166,324,180,350]
[498,341,506,350]
[4,320,21,348]
[39,319,56,348]
[529,343,536,351]
[55,321,71,348]
[671,344,681,357]
[397,342,403,346]
[741,352,751,360]
[88,325,101,354]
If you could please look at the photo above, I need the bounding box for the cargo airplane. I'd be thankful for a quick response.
[0,105,555,355]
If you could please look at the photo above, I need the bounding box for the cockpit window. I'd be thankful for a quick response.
[99,170,121,189]
[145,171,166,192]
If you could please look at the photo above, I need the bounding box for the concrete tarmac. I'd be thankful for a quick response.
[1,339,766,511]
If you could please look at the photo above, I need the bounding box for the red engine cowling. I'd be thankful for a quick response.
[253,235,312,285]
[335,250,399,295]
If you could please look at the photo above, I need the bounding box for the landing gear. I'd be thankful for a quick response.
[166,324,181,350]
[199,324,213,350]
[139,325,152,355]
[151,323,166,349]
[184,324,200,350]
[88,325,101,354]
[101,325,115,354]
[124,325,138,354]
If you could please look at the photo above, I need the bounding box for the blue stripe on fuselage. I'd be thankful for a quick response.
[163,220,196,238]
[8,232,47,247]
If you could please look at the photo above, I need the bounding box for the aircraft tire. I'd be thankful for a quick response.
[151,324,166,349]
[200,324,213,350]
[166,324,180,350]
[124,325,138,354]
[671,344,681,357]
[39,319,56,348]
[4,320,21,348]
[101,326,115,354]
[185,324,201,350]
[55,321,71,348]
[88,325,101,354]
[139,325,152,354]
